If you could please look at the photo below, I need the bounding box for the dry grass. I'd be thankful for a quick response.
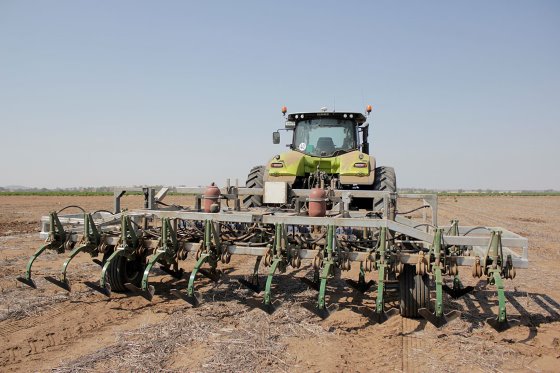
[0,290,69,321]
[54,299,328,373]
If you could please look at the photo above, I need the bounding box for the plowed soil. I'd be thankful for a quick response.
[1,195,559,372]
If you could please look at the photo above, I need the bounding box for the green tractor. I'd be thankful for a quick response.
[243,107,396,211]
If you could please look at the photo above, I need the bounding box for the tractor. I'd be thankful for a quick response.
[243,106,396,212]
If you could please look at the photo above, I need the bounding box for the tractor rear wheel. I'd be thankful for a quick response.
[372,166,397,212]
[352,166,397,212]
[399,264,430,318]
[103,251,145,292]
[243,165,265,208]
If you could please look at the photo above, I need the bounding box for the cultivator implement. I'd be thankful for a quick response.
[18,184,528,331]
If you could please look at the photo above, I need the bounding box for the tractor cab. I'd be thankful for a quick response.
[274,111,370,155]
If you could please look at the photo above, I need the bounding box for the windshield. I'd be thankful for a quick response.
[293,118,357,156]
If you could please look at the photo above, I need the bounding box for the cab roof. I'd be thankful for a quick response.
[287,112,367,125]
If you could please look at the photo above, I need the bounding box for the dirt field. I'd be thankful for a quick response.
[1,195,559,372]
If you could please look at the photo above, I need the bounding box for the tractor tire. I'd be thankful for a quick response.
[372,166,397,212]
[399,264,430,318]
[243,165,265,208]
[104,252,145,292]
[352,166,397,212]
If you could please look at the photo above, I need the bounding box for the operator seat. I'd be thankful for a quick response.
[316,137,335,154]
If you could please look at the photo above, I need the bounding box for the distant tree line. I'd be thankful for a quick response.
[0,186,558,196]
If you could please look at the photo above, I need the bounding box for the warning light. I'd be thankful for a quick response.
[281,106,287,116]
[366,105,372,115]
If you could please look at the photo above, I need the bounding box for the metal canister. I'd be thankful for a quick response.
[204,182,221,213]
[308,187,327,217]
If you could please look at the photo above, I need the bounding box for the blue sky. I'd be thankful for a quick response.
[1,1,559,189]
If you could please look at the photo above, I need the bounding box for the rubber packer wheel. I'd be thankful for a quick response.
[105,253,145,292]
[243,165,265,208]
[399,264,430,318]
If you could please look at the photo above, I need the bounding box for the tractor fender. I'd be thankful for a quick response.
[339,153,376,185]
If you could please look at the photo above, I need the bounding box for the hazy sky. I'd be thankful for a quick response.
[1,1,559,190]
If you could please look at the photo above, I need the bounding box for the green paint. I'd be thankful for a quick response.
[187,253,209,296]
[142,251,166,291]
[23,244,51,282]
[60,213,100,284]
[21,211,65,284]
[60,244,87,283]
[435,266,443,317]
[492,270,507,323]
[317,260,333,310]
[375,227,388,314]
[375,263,385,313]
[264,258,281,305]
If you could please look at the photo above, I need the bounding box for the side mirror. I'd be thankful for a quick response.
[272,131,280,144]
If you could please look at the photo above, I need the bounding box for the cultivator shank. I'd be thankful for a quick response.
[19,184,528,331]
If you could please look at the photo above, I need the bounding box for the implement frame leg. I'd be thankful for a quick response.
[59,244,88,288]
[419,266,460,327]
[262,257,281,313]
[315,260,335,318]
[125,250,168,301]
[180,253,209,306]
[17,244,52,288]
[487,270,510,331]
[45,244,89,291]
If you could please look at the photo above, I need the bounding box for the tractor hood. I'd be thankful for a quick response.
[265,150,376,185]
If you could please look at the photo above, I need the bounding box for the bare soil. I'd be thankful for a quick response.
[1,195,559,372]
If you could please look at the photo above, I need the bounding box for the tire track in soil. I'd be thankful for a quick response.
[401,317,421,373]
[0,302,81,337]
[0,294,170,371]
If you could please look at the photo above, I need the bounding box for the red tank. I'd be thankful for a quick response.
[308,187,327,217]
[203,183,221,213]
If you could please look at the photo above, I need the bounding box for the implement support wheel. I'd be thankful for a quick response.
[104,251,145,292]
[400,263,430,318]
